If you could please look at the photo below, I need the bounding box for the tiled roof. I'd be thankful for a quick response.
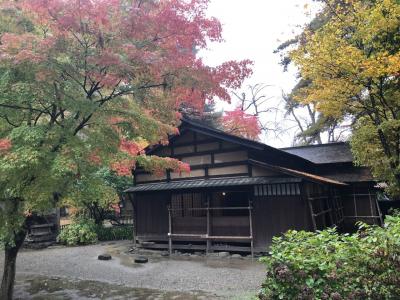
[281,142,353,164]
[125,176,302,193]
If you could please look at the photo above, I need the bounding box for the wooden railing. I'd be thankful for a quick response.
[167,204,254,258]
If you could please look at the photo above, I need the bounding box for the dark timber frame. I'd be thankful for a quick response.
[124,119,382,253]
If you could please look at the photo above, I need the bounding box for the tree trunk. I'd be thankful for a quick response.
[1,229,27,300]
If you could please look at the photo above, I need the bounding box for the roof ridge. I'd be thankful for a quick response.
[280,141,348,150]
[181,117,267,148]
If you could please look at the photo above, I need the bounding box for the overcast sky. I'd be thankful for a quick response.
[200,0,317,147]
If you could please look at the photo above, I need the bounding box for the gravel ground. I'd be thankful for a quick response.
[0,241,265,299]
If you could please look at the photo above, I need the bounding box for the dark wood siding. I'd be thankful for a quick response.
[135,193,169,236]
[135,129,252,184]
[173,217,207,234]
[253,195,312,250]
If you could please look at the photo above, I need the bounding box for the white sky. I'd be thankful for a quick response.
[200,0,317,147]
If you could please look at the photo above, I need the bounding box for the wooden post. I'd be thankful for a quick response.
[353,186,358,218]
[368,191,376,225]
[128,194,137,248]
[168,205,172,255]
[374,192,384,225]
[305,184,317,231]
[327,187,335,226]
[249,199,254,260]
[206,194,211,255]
[132,203,137,248]
[55,207,61,234]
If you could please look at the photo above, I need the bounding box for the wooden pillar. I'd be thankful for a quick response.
[206,194,211,254]
[128,193,137,248]
[168,204,172,255]
[327,187,335,226]
[353,185,358,218]
[368,190,376,225]
[249,199,254,260]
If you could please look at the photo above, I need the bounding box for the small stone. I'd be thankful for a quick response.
[160,251,169,257]
[207,252,219,257]
[231,254,242,259]
[134,256,148,263]
[218,251,230,257]
[190,254,198,258]
[98,254,112,261]
[194,251,203,256]
[128,248,135,253]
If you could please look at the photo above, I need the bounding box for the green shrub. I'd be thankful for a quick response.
[57,219,98,246]
[259,214,400,300]
[95,225,133,241]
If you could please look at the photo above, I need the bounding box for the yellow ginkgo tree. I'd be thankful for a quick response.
[290,0,400,197]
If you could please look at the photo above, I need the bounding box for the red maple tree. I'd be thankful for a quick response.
[0,0,252,173]
[222,107,261,140]
[0,1,252,297]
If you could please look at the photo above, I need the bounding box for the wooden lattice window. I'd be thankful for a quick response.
[254,183,300,196]
[171,193,205,217]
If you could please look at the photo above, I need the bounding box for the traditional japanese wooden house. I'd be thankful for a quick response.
[125,119,382,255]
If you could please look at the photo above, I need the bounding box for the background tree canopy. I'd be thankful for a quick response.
[279,0,400,198]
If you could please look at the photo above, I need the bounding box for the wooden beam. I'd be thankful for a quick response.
[168,206,251,211]
[205,236,253,240]
[138,242,254,253]
[168,233,206,238]
[305,184,317,231]
[375,194,383,225]
[344,216,382,219]
[313,209,332,217]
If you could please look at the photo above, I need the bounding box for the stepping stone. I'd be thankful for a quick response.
[98,254,112,261]
[134,256,148,263]
[218,251,230,257]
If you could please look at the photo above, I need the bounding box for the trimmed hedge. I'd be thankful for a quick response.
[259,214,400,300]
[95,225,133,241]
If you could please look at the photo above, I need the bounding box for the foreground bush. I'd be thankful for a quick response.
[95,225,133,241]
[57,219,98,246]
[259,214,400,300]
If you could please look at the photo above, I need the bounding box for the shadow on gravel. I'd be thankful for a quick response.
[14,275,218,300]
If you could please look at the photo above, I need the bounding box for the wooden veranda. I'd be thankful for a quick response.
[167,197,254,257]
